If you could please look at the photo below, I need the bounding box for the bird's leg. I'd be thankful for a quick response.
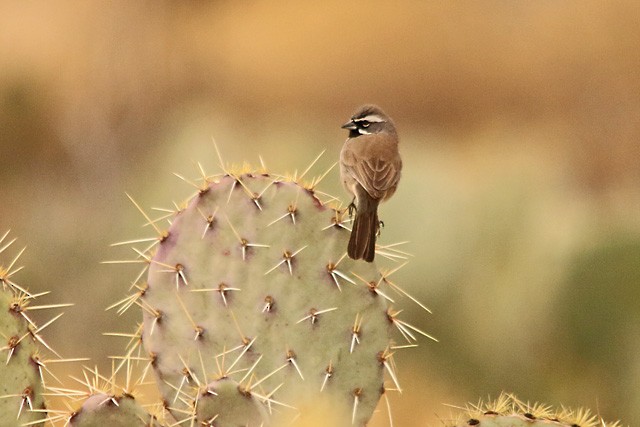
[376,220,384,237]
[347,198,357,217]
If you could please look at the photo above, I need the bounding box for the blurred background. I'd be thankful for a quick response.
[1,1,639,425]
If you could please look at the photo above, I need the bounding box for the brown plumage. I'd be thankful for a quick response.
[340,105,402,262]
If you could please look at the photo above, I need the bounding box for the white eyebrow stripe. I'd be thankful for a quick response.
[356,114,385,123]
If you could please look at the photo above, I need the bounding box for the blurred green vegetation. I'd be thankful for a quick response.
[1,1,638,425]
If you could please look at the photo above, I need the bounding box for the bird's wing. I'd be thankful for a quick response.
[351,157,399,199]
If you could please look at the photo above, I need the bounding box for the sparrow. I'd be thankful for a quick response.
[340,104,402,262]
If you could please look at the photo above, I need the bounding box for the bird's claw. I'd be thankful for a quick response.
[347,202,357,218]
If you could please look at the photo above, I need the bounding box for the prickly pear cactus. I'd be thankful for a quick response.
[0,232,47,426]
[0,290,47,426]
[447,393,621,427]
[195,377,268,426]
[130,170,413,426]
[68,393,156,427]
[0,163,624,427]
[141,173,392,425]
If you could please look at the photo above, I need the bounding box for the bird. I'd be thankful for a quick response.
[340,104,402,262]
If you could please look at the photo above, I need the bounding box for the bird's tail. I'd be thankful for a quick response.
[348,197,379,262]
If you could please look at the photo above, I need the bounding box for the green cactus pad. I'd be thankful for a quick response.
[195,377,269,426]
[0,234,48,427]
[0,290,47,427]
[68,393,156,427]
[140,172,397,425]
[446,393,621,427]
[454,416,598,427]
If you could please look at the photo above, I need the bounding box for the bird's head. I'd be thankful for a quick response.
[341,104,396,138]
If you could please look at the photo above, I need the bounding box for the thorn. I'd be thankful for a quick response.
[197,348,209,389]
[257,180,276,199]
[5,247,24,273]
[381,263,432,314]
[227,178,238,204]
[196,206,219,238]
[238,354,264,385]
[390,344,418,350]
[259,382,284,415]
[378,348,402,393]
[258,155,267,172]
[163,374,193,405]
[326,258,356,291]
[350,313,363,354]
[32,313,64,357]
[231,175,264,210]
[320,361,333,392]
[2,336,18,364]
[105,285,146,316]
[383,388,394,427]
[314,189,341,206]
[18,387,34,419]
[212,137,228,175]
[0,246,31,296]
[262,296,274,313]
[156,262,188,289]
[225,216,269,260]
[202,413,219,426]
[267,204,297,226]
[307,161,337,190]
[297,150,325,183]
[296,307,337,325]
[196,161,211,184]
[227,309,250,348]
[24,302,75,312]
[248,361,289,389]
[322,209,351,231]
[213,345,226,379]
[0,231,16,254]
[350,272,395,303]
[216,282,241,307]
[174,292,204,340]
[264,246,307,276]
[387,308,438,343]
[286,350,304,380]
[352,388,362,425]
[226,337,256,374]
[251,388,297,411]
[141,304,162,337]
[125,193,168,240]
[374,241,413,261]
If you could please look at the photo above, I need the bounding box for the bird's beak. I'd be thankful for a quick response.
[341,120,357,130]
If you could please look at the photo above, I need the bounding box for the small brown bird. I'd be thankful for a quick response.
[340,105,402,262]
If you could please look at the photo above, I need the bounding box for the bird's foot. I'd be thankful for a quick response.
[347,202,357,218]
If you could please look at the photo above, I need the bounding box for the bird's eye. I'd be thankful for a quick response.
[361,121,370,128]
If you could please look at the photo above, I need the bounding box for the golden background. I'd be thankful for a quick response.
[1,1,639,424]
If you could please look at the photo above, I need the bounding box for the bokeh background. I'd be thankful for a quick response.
[1,1,639,425]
